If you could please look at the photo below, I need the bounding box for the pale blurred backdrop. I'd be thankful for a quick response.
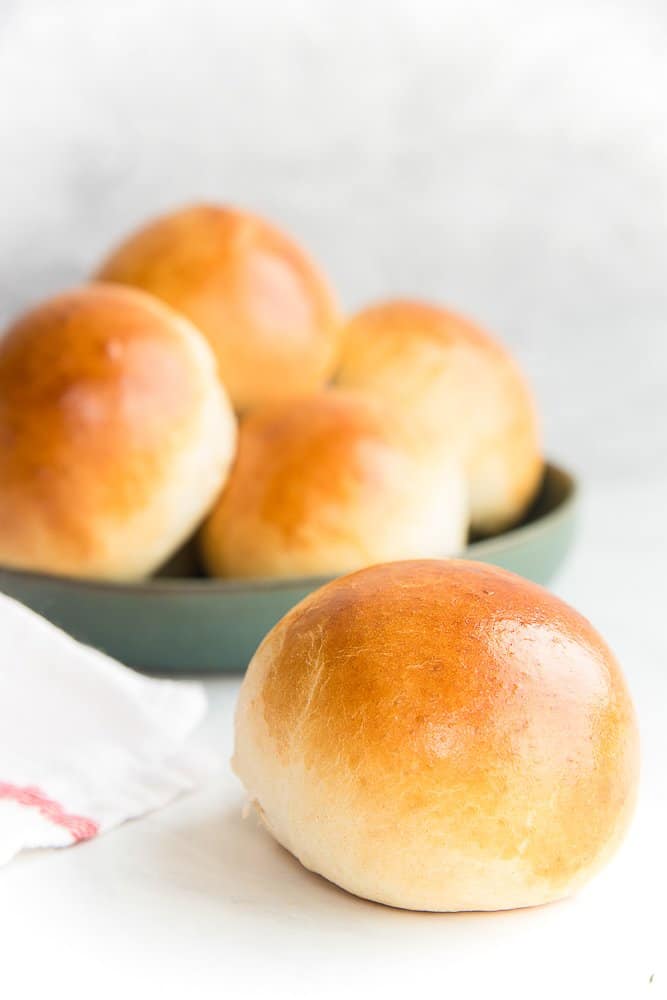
[1,0,665,485]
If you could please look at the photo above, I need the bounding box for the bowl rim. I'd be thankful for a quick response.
[0,460,578,597]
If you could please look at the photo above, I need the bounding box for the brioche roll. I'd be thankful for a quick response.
[337,301,542,535]
[234,559,639,911]
[200,390,467,578]
[0,284,236,580]
[96,203,340,411]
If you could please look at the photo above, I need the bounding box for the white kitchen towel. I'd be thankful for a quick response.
[0,591,214,866]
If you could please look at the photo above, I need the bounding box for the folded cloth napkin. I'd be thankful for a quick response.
[0,592,213,866]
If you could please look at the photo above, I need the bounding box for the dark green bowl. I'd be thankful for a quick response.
[0,461,577,674]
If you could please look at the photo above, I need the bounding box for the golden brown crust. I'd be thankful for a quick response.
[96,203,340,411]
[234,560,639,910]
[337,300,543,535]
[0,283,236,579]
[342,299,502,356]
[200,391,468,578]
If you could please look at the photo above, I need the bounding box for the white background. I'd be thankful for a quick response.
[0,1,665,996]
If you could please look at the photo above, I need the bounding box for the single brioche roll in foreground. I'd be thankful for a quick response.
[200,391,467,579]
[337,301,542,535]
[96,203,340,411]
[234,560,639,911]
[0,284,236,580]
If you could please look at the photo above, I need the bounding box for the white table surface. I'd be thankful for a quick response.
[1,482,665,998]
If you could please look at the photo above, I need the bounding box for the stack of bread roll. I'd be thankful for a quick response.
[0,202,542,582]
[0,203,639,913]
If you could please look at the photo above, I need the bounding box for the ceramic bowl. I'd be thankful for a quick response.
[0,461,577,674]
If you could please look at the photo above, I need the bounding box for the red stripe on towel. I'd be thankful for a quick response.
[0,782,98,842]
